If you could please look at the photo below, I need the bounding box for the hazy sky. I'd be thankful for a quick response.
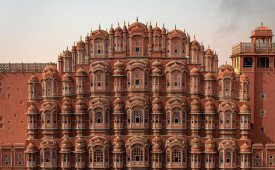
[0,0,275,65]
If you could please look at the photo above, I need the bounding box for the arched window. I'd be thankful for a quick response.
[41,102,58,130]
[243,57,253,67]
[165,137,187,168]
[172,111,180,124]
[89,136,110,168]
[90,61,110,94]
[218,140,237,168]
[153,36,161,51]
[95,112,103,123]
[126,136,150,167]
[132,110,142,123]
[132,36,143,56]
[95,41,104,58]
[39,140,58,168]
[218,102,236,130]
[165,61,186,93]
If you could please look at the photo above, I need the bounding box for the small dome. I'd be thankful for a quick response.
[77,39,85,48]
[109,27,114,34]
[115,26,122,33]
[26,143,36,150]
[61,138,71,150]
[205,138,215,145]
[191,39,200,48]
[205,48,213,55]
[191,138,201,145]
[114,98,123,105]
[190,67,200,75]
[152,60,162,68]
[191,99,200,106]
[42,65,58,77]
[28,75,38,83]
[27,104,38,114]
[152,68,162,74]
[62,73,72,80]
[153,26,161,33]
[204,72,215,80]
[251,23,273,37]
[114,105,123,112]
[152,136,162,144]
[113,143,123,150]
[64,48,72,57]
[113,136,124,144]
[114,68,124,76]
[62,101,72,113]
[75,137,85,144]
[191,144,201,151]
[152,104,162,112]
[152,143,162,150]
[240,143,251,153]
[76,99,86,106]
[218,64,234,77]
[152,98,162,105]
[205,101,215,112]
[240,105,250,113]
[114,60,124,69]
[76,68,86,77]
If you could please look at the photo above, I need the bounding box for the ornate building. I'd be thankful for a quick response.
[1,19,271,169]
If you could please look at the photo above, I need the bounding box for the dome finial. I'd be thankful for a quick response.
[111,23,113,28]
[117,22,119,27]
[261,21,263,26]
[124,20,125,26]
[163,23,164,28]
[208,44,210,49]
[74,41,75,46]
[136,16,138,22]
[128,21,129,26]
[67,46,68,50]
[156,22,157,26]
[194,34,195,39]
[146,21,148,26]
[226,60,227,64]
[149,20,151,25]
[184,28,185,33]
[91,28,92,32]
[175,24,176,30]
[99,24,101,30]
[80,36,82,40]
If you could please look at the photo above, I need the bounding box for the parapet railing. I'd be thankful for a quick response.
[0,63,57,73]
[232,42,275,55]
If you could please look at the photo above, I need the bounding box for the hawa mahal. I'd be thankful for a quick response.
[0,19,274,169]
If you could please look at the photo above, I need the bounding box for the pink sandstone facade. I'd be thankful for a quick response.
[0,19,272,169]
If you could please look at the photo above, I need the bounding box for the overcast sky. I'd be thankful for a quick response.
[0,0,274,66]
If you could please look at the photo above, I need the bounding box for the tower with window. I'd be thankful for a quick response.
[125,136,150,168]
[165,97,187,135]
[62,47,72,73]
[76,37,86,64]
[239,105,251,139]
[112,136,124,169]
[165,136,187,169]
[190,99,201,136]
[151,60,163,97]
[165,61,186,96]
[39,140,58,169]
[152,98,163,135]
[240,143,251,169]
[239,73,250,101]
[113,61,124,97]
[75,100,86,137]
[204,72,215,99]
[60,101,72,138]
[75,68,86,98]
[218,102,237,139]
[218,64,235,100]
[204,138,216,169]
[88,98,110,135]
[28,75,39,101]
[151,136,163,169]
[40,102,58,139]
[204,101,216,138]
[218,140,237,169]
[26,104,39,140]
[60,138,72,169]
[88,136,110,169]
[113,98,125,135]
[41,65,58,100]
[190,67,200,98]
[74,137,86,169]
[190,138,202,169]
[25,143,37,169]
[62,73,72,99]
[90,61,110,96]
[126,96,149,135]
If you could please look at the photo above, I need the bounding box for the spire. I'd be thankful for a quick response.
[194,34,195,40]
[111,23,113,28]
[67,46,68,50]
[150,20,151,25]
[136,16,138,22]
[99,24,101,30]
[80,36,82,40]
[117,22,119,27]
[184,28,185,33]
[156,22,157,26]
[261,21,263,26]
[74,41,75,46]
[175,24,176,30]
[226,60,227,64]
[128,21,129,27]
[208,44,210,49]
[163,23,164,28]
[124,20,125,26]
[146,21,148,26]
[91,29,92,32]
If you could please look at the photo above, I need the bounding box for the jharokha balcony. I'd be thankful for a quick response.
[232,42,275,55]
